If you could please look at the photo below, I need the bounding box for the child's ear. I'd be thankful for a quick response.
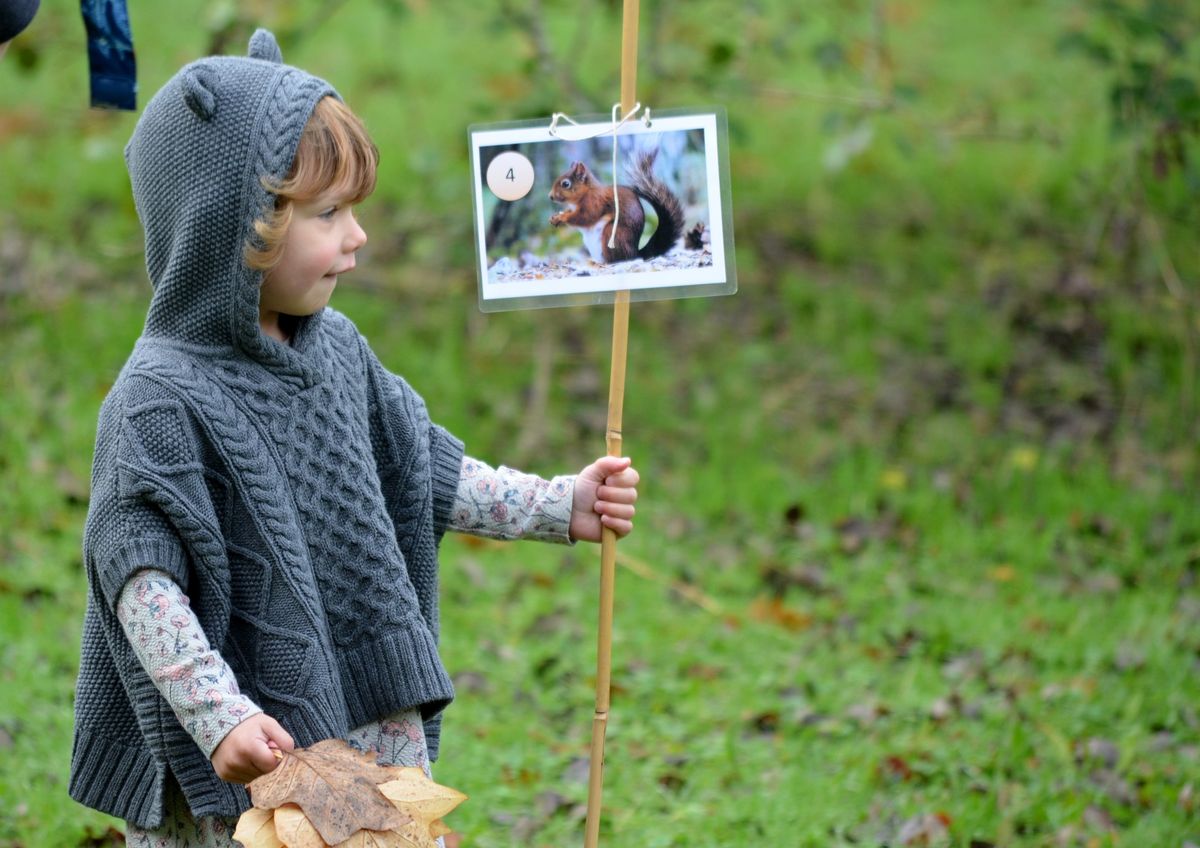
[181,63,218,122]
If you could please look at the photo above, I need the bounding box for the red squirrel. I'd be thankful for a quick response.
[548,149,685,264]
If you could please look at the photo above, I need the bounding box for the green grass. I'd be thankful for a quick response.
[2,0,1199,846]
[2,278,1197,846]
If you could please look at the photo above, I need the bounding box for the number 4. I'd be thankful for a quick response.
[506,168,515,181]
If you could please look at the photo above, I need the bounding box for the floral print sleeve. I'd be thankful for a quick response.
[117,569,261,758]
[449,455,576,544]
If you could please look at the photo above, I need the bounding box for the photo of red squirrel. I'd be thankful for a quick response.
[548,149,685,264]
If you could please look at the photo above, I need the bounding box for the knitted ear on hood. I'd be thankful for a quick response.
[248,28,284,64]
[180,63,218,121]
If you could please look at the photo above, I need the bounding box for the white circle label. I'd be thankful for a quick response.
[486,151,535,201]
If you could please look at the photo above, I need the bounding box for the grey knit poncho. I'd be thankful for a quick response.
[69,31,464,828]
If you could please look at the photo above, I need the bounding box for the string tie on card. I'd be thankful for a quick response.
[549,103,652,249]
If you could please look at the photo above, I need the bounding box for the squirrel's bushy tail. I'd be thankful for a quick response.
[628,150,685,261]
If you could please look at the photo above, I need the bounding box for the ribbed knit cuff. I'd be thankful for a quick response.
[337,624,455,733]
[69,731,167,829]
[98,537,190,611]
[429,425,465,537]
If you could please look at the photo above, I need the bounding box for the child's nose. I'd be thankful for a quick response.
[345,218,367,252]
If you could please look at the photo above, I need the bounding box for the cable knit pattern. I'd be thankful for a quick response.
[114,460,573,760]
[70,30,464,831]
[115,457,565,845]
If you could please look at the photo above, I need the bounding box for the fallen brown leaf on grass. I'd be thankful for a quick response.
[749,596,812,631]
[233,739,466,848]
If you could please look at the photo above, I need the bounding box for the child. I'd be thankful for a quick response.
[69,30,639,846]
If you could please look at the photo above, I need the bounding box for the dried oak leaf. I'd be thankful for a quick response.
[248,739,409,844]
[273,804,417,848]
[233,806,284,848]
[344,832,415,847]
[379,766,468,819]
[378,767,468,847]
[273,804,325,847]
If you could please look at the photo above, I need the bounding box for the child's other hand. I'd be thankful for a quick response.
[570,456,640,543]
[210,712,294,784]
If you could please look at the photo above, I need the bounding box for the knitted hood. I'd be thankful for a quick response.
[125,30,335,386]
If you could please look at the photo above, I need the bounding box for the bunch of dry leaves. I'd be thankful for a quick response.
[232,739,466,848]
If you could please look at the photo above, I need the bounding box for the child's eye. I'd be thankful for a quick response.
[318,206,338,220]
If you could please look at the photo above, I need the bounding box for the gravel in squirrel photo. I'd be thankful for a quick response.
[548,149,685,264]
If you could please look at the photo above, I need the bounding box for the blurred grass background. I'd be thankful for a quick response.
[1,1,1198,846]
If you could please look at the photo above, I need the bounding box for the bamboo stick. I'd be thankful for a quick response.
[584,295,630,848]
[583,3,638,845]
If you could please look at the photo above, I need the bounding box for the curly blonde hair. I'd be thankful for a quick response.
[244,96,379,271]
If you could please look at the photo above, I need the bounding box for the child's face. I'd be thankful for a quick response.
[259,186,367,325]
